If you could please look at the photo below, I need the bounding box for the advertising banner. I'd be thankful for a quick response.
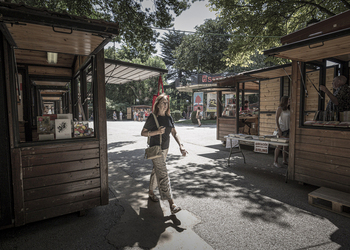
[193,92,203,111]
[207,93,217,112]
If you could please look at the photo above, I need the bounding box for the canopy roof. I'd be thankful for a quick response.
[104,59,168,85]
[1,2,119,61]
[264,10,350,62]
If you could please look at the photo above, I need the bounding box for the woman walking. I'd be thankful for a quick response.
[196,107,202,127]
[141,93,188,214]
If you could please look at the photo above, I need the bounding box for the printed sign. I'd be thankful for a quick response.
[193,92,203,111]
[254,141,269,154]
[207,93,217,112]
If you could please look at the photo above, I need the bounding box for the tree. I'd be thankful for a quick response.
[158,30,190,82]
[11,0,193,55]
[173,18,230,74]
[208,0,350,66]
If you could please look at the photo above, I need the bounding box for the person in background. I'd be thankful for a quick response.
[222,105,230,117]
[273,96,290,168]
[320,75,350,112]
[119,111,123,121]
[133,110,137,121]
[113,111,117,121]
[239,100,250,113]
[182,110,186,119]
[141,93,188,215]
[196,107,202,127]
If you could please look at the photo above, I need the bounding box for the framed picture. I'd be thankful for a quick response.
[37,116,51,134]
[55,119,72,139]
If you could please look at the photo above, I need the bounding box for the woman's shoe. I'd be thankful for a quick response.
[149,193,159,202]
[273,162,282,168]
[170,204,182,215]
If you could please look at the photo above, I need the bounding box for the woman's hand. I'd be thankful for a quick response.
[277,129,282,138]
[158,126,165,135]
[180,147,188,156]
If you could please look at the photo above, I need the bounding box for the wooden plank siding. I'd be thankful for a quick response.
[17,140,102,224]
[289,63,350,192]
[259,113,275,136]
[259,78,281,136]
[217,118,236,141]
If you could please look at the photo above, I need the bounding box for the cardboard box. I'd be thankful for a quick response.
[250,128,258,135]
[243,125,250,134]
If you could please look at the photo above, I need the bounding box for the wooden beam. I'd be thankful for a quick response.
[289,61,300,180]
[95,49,108,205]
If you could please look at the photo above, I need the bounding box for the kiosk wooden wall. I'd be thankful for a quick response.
[290,64,350,193]
[259,78,281,136]
[217,118,236,141]
[8,50,108,226]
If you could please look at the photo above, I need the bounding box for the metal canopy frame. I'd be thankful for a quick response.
[104,58,168,85]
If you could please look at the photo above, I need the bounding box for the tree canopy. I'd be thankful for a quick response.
[208,0,350,66]
[173,18,230,74]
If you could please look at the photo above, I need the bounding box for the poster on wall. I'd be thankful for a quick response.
[225,94,235,106]
[207,93,217,112]
[193,92,203,111]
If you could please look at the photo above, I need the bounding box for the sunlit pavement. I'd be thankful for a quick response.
[107,121,350,250]
[1,120,349,250]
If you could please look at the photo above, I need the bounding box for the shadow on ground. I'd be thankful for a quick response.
[108,144,350,249]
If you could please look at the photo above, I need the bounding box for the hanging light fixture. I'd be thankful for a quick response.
[47,52,58,64]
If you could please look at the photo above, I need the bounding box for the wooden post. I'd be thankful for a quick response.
[235,79,239,134]
[95,49,108,205]
[289,60,300,180]
[216,91,222,140]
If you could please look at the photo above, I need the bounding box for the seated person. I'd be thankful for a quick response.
[222,104,235,117]
[240,100,250,112]
[320,75,350,112]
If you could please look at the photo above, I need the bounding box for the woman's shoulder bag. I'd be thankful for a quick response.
[145,113,163,159]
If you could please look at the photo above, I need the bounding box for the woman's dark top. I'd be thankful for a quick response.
[143,114,174,150]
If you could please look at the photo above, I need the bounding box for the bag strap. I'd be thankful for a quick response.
[147,113,162,146]
[157,75,164,95]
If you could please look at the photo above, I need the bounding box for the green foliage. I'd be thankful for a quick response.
[171,110,182,121]
[208,0,350,66]
[191,111,197,124]
[158,30,191,81]
[174,18,230,74]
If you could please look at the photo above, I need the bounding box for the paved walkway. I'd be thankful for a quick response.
[1,121,349,250]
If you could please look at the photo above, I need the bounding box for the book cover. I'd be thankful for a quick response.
[55,119,72,139]
[37,116,51,134]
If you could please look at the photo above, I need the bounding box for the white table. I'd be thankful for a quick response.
[225,135,289,182]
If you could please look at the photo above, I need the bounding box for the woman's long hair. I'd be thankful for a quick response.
[279,96,290,111]
[153,93,170,116]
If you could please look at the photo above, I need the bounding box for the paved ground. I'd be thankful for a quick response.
[1,120,350,250]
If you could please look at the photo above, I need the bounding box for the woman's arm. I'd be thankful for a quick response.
[275,107,283,136]
[171,128,188,156]
[320,85,339,105]
[141,127,164,137]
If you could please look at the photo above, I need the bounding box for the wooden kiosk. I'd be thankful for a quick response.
[264,11,350,193]
[0,3,119,228]
[213,74,259,142]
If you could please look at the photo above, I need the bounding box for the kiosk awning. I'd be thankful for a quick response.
[104,59,168,85]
